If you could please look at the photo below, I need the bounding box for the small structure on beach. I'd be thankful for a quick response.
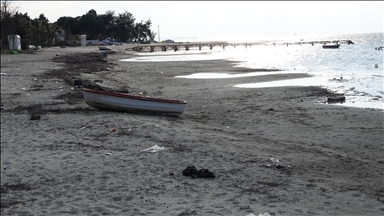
[7,35,21,50]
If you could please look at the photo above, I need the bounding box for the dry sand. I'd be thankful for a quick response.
[1,45,383,216]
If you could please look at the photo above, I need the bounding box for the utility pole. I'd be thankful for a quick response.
[158,25,160,42]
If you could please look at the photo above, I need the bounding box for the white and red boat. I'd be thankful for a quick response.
[82,88,187,115]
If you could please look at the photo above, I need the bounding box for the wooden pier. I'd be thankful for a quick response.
[126,40,354,52]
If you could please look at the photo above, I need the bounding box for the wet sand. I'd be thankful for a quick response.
[1,46,383,215]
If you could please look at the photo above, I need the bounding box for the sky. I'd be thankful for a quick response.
[9,1,384,41]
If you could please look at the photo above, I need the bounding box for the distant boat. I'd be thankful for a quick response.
[98,46,112,51]
[323,44,340,49]
[82,88,187,115]
[97,37,123,46]
[327,96,345,103]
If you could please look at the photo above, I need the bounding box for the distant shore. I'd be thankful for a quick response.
[1,46,383,215]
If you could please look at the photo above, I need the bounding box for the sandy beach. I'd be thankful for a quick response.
[1,45,383,216]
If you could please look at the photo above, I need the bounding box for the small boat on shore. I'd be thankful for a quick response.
[82,88,187,115]
[98,46,112,51]
[323,44,340,49]
[327,96,346,103]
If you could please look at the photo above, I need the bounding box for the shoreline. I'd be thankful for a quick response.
[1,46,383,215]
[122,46,384,112]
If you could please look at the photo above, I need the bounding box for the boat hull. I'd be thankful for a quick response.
[98,46,111,51]
[323,44,340,49]
[327,96,346,103]
[82,88,187,115]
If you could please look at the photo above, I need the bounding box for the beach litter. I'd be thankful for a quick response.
[182,165,215,178]
[275,164,290,169]
[141,144,165,153]
[270,157,279,163]
[245,213,272,216]
[266,157,291,170]
[30,113,41,120]
[74,79,83,87]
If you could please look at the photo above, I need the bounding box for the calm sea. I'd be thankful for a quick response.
[121,33,384,110]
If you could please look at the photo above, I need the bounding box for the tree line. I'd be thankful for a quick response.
[1,1,157,49]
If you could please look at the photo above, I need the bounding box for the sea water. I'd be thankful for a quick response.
[120,33,383,110]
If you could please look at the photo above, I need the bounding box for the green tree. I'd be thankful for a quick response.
[35,7,156,45]
[79,9,103,39]
[12,12,32,47]
[56,16,82,44]
[144,19,156,41]
[1,0,19,49]
[115,11,135,42]
[134,19,156,43]
[99,10,115,39]
[26,14,59,47]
